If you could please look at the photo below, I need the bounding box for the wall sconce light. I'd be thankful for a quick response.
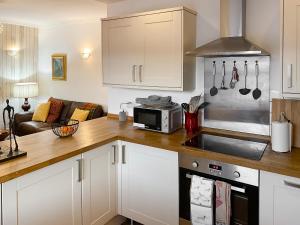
[7,48,19,57]
[81,48,92,59]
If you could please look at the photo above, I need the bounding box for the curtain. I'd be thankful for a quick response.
[0,23,38,128]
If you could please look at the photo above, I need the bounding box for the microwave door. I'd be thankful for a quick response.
[134,108,162,131]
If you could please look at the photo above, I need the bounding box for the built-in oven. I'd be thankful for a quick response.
[179,153,259,225]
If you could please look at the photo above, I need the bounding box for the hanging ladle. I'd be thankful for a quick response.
[252,61,262,100]
[239,61,251,95]
[210,61,218,96]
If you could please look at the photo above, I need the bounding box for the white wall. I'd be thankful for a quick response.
[38,21,108,111]
[106,0,282,116]
[107,0,220,115]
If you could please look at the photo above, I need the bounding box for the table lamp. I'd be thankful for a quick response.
[13,82,38,111]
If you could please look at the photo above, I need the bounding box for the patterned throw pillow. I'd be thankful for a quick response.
[46,97,64,123]
[79,103,98,120]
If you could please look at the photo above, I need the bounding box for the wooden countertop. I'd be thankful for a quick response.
[0,117,299,183]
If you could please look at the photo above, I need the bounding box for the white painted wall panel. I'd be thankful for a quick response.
[38,21,108,111]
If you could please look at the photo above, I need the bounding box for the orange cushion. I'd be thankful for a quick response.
[79,103,98,120]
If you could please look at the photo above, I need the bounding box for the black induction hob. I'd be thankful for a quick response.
[184,133,269,161]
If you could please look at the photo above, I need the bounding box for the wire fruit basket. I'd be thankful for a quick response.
[52,119,79,137]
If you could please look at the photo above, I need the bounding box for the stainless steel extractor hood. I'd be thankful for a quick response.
[187,0,270,57]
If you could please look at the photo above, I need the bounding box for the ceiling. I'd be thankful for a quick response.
[0,0,123,26]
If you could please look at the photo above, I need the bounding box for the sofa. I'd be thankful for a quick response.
[14,98,105,136]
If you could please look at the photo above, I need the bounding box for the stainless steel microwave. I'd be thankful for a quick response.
[133,104,182,133]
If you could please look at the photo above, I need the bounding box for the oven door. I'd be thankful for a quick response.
[179,168,258,225]
[133,107,162,131]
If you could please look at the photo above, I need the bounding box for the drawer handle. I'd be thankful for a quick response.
[284,180,300,189]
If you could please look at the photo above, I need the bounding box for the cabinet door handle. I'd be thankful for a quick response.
[132,65,137,82]
[112,145,117,165]
[122,145,126,164]
[287,64,293,88]
[77,159,83,182]
[138,65,143,82]
[284,180,300,189]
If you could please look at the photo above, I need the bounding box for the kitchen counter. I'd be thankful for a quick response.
[0,117,299,183]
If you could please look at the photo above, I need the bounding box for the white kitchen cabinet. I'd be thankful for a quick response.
[120,141,179,225]
[260,171,300,225]
[102,17,142,86]
[139,11,182,88]
[82,143,117,225]
[2,156,82,225]
[283,0,300,93]
[1,141,179,225]
[102,7,196,91]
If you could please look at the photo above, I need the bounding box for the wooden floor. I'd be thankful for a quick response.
[106,216,190,225]
[106,216,127,225]
[106,216,143,225]
[179,218,191,225]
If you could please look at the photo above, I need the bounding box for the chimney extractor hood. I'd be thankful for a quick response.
[187,0,270,57]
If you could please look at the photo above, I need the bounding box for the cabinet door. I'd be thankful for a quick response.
[140,11,182,88]
[283,0,300,93]
[82,143,117,225]
[2,156,82,225]
[260,171,300,225]
[102,18,142,86]
[121,142,179,225]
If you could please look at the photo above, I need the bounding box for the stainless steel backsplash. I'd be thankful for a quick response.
[204,56,270,135]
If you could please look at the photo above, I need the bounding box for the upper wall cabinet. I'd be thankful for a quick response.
[102,7,197,91]
[283,0,300,94]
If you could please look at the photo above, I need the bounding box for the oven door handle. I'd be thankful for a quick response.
[231,186,246,193]
[186,174,246,194]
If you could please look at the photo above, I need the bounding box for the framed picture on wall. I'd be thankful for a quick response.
[52,54,67,80]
